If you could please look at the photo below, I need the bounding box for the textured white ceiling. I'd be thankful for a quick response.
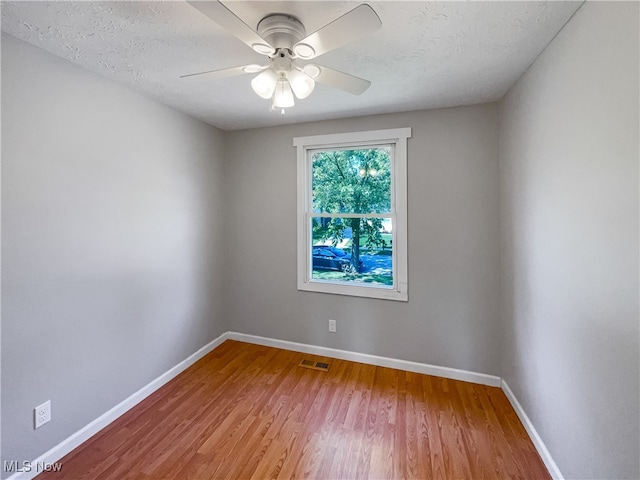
[1,1,582,131]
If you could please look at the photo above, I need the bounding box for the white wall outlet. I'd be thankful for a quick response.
[328,319,337,333]
[34,400,51,429]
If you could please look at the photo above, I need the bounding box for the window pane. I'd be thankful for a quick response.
[312,147,391,214]
[311,216,393,287]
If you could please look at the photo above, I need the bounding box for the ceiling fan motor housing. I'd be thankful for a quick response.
[257,14,306,52]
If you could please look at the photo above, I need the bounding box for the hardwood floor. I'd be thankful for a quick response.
[38,340,551,479]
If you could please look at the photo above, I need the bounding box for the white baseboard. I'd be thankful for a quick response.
[6,332,229,480]
[501,379,564,480]
[227,331,502,387]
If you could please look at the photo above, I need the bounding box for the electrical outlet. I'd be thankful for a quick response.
[34,400,51,429]
[328,319,337,333]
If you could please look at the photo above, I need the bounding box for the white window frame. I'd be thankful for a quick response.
[294,127,411,301]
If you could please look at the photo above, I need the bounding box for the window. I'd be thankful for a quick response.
[294,128,410,301]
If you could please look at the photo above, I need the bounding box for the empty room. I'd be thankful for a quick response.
[1,1,638,479]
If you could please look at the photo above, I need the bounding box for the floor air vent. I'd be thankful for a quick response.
[299,359,330,372]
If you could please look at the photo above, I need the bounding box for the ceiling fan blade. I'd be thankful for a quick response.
[293,4,381,60]
[180,65,262,80]
[307,65,371,95]
[187,1,275,56]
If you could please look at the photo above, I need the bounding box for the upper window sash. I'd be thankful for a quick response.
[309,145,393,215]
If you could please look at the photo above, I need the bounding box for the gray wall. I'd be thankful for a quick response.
[1,34,227,472]
[499,3,639,479]
[223,105,502,375]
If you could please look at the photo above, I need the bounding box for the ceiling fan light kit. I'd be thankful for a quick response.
[251,69,278,99]
[272,76,295,110]
[183,1,382,115]
[288,69,315,99]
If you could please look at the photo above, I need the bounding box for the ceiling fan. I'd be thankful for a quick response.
[182,1,382,114]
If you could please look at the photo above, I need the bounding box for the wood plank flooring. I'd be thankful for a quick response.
[38,340,551,479]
